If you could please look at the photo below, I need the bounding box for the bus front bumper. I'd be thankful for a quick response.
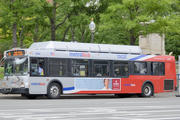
[0,88,29,94]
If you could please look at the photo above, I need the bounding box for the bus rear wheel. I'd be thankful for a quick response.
[141,83,153,97]
[47,83,61,99]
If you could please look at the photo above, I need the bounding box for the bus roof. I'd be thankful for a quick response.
[29,41,142,54]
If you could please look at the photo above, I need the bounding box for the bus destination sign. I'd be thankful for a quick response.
[6,50,25,57]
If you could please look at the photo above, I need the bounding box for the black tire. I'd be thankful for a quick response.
[47,83,61,99]
[141,83,153,97]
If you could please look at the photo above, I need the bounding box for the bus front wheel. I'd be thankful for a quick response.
[141,83,153,97]
[47,83,61,99]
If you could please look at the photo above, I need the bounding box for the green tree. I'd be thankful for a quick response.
[97,0,177,45]
[0,0,42,48]
[165,0,180,58]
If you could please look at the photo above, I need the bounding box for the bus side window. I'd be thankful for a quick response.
[93,61,109,77]
[151,62,165,76]
[114,61,128,77]
[159,62,165,76]
[151,62,159,75]
[133,62,147,75]
[71,59,88,77]
[30,58,45,76]
[49,58,67,77]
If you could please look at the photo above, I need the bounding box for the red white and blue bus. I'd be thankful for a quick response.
[0,41,177,99]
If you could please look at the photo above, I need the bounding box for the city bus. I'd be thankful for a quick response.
[0,41,177,99]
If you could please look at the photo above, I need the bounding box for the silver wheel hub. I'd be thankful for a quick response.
[50,86,59,97]
[144,86,151,96]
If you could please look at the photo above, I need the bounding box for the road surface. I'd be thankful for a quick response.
[0,92,179,120]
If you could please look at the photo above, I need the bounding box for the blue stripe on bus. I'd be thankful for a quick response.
[31,83,40,85]
[63,87,75,91]
[129,55,148,61]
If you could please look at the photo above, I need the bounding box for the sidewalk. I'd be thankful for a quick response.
[155,91,177,98]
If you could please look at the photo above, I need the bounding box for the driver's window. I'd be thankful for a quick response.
[30,58,45,76]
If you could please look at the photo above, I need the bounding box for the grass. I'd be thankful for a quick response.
[0,67,4,80]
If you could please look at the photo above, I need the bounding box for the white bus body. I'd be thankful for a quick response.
[0,41,149,98]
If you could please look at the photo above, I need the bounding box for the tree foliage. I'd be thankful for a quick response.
[0,0,179,58]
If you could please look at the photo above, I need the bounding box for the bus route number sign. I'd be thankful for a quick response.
[6,50,25,57]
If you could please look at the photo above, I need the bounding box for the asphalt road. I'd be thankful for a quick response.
[0,92,180,120]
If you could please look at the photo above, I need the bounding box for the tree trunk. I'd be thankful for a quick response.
[51,19,56,41]
[50,1,56,41]
[19,26,24,48]
[81,29,86,42]
[33,23,39,42]
[11,0,17,48]
[71,27,75,42]
[12,22,17,48]
[129,29,136,45]
[62,25,70,41]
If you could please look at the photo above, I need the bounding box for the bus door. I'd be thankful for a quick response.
[29,58,47,94]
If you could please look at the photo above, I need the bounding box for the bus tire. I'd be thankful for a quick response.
[47,83,61,99]
[141,83,153,97]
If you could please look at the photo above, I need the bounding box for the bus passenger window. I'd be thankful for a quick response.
[30,58,45,76]
[159,62,165,75]
[133,62,147,75]
[151,62,159,75]
[114,61,128,77]
[72,59,88,77]
[93,61,109,77]
[49,58,67,77]
[151,62,165,76]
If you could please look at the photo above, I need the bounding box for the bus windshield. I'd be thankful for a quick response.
[4,57,28,76]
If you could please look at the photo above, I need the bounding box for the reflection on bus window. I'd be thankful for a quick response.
[114,61,128,77]
[5,61,13,76]
[30,58,45,76]
[159,62,165,75]
[49,58,67,77]
[94,61,109,77]
[134,62,147,75]
[72,59,88,77]
[151,62,165,76]
[4,57,28,76]
[151,62,159,75]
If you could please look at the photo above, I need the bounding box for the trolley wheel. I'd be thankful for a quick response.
[141,83,153,97]
[47,83,61,99]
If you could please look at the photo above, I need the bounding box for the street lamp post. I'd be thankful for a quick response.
[89,18,96,43]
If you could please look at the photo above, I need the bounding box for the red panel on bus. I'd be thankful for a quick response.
[112,79,120,90]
